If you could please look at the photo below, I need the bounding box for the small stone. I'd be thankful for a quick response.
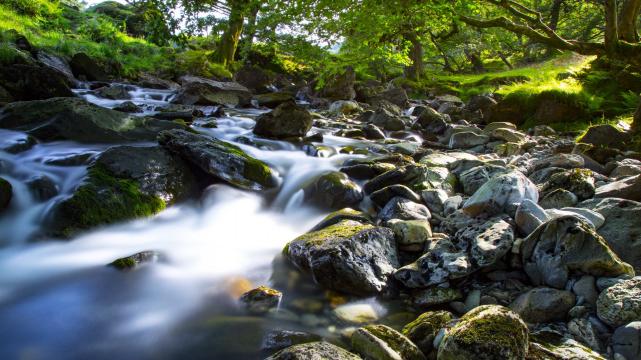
[239,286,282,315]
[333,303,380,324]
[421,189,448,214]
[261,330,322,352]
[351,324,426,360]
[414,287,463,307]
[387,219,432,246]
[572,275,598,307]
[509,287,576,323]
[108,250,164,271]
[378,196,431,223]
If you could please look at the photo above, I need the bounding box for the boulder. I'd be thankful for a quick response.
[284,220,399,296]
[309,208,373,232]
[351,324,426,360]
[370,108,406,131]
[458,165,508,196]
[509,287,576,323]
[579,124,631,150]
[370,184,421,207]
[363,123,386,140]
[462,171,538,217]
[253,101,313,139]
[239,286,282,315]
[261,330,322,352]
[540,169,595,201]
[612,321,641,360]
[253,92,295,108]
[172,76,252,106]
[329,100,362,115]
[414,106,448,135]
[158,129,278,191]
[69,52,110,81]
[0,97,184,143]
[333,303,380,324]
[594,175,641,202]
[266,342,361,360]
[234,65,274,94]
[387,219,432,247]
[0,64,73,101]
[320,66,356,100]
[456,216,515,269]
[448,131,490,149]
[380,87,409,108]
[0,177,12,211]
[515,199,549,236]
[437,305,529,360]
[413,287,462,307]
[402,311,454,356]
[579,198,641,271]
[378,196,431,223]
[521,216,634,289]
[95,84,132,100]
[49,145,197,237]
[597,277,641,327]
[304,171,363,210]
[36,51,76,84]
[539,189,578,209]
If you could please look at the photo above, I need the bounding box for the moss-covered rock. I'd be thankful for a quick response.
[540,169,595,201]
[597,277,641,327]
[309,208,373,232]
[253,101,313,139]
[0,97,185,143]
[351,324,426,360]
[253,92,295,108]
[158,129,278,191]
[172,75,251,106]
[437,305,529,360]
[284,220,398,296]
[109,250,164,271]
[402,310,454,356]
[0,177,12,211]
[239,286,282,315]
[267,341,361,360]
[304,171,363,210]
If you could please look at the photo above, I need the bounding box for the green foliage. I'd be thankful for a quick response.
[175,50,233,79]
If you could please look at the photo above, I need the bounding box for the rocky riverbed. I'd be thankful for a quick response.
[1,59,641,360]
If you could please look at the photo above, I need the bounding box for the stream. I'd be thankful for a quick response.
[0,85,405,359]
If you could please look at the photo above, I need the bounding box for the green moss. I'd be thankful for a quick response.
[284,221,374,254]
[454,306,527,350]
[110,257,136,269]
[215,139,276,188]
[55,164,165,237]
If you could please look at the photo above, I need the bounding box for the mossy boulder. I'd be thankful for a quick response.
[284,220,399,296]
[70,52,115,81]
[597,277,641,327]
[0,177,12,211]
[304,171,363,210]
[266,342,361,360]
[540,169,595,201]
[0,97,185,143]
[402,310,455,356]
[158,129,278,191]
[172,76,252,106]
[49,145,197,237]
[351,324,426,360]
[253,92,295,108]
[309,208,373,232]
[0,63,73,101]
[320,66,356,100]
[239,286,282,315]
[522,215,634,289]
[253,101,313,139]
[437,305,529,360]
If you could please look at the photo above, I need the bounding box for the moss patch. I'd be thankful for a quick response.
[53,164,165,237]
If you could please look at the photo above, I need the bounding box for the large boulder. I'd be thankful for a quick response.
[49,145,197,237]
[320,66,356,100]
[579,124,631,150]
[437,305,529,360]
[284,220,399,296]
[370,107,406,131]
[234,65,274,94]
[597,277,641,327]
[253,101,313,139]
[462,171,538,217]
[594,175,641,202]
[509,287,576,323]
[579,198,641,271]
[158,129,278,191]
[0,97,184,143]
[69,52,112,81]
[612,321,641,360]
[304,171,363,210]
[266,342,361,360]
[351,324,426,360]
[172,76,252,106]
[0,64,73,101]
[540,169,595,201]
[521,216,634,289]
[253,92,295,108]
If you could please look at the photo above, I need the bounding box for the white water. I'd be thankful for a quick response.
[0,85,369,359]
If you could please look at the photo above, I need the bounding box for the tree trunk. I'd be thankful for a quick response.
[240,3,260,61]
[464,48,485,73]
[498,52,513,69]
[619,0,641,42]
[405,33,424,81]
[604,0,620,55]
[549,0,564,31]
[216,1,246,67]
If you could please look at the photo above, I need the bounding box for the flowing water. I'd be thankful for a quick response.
[0,85,400,359]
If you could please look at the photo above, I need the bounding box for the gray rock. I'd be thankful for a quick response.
[540,169,595,201]
[370,185,421,208]
[533,153,584,171]
[458,164,508,196]
[443,195,463,216]
[462,171,538,217]
[413,287,462,307]
[284,220,399,296]
[515,199,549,236]
[239,286,282,315]
[539,189,578,209]
[254,101,313,139]
[387,219,432,246]
[379,196,431,223]
[509,287,576,323]
[448,131,490,149]
[363,123,386,140]
[421,189,448,214]
[254,92,295,108]
[595,175,641,202]
[545,208,604,229]
[109,250,164,271]
[573,275,598,307]
[158,129,278,191]
[568,317,604,353]
[579,124,631,150]
[402,311,454,356]
[266,341,361,360]
[370,108,406,131]
[521,216,634,289]
[455,216,514,269]
[172,76,251,106]
[597,277,641,327]
[261,330,322,352]
[95,84,132,100]
[612,321,641,360]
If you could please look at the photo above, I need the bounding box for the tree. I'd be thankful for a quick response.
[459,0,641,68]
